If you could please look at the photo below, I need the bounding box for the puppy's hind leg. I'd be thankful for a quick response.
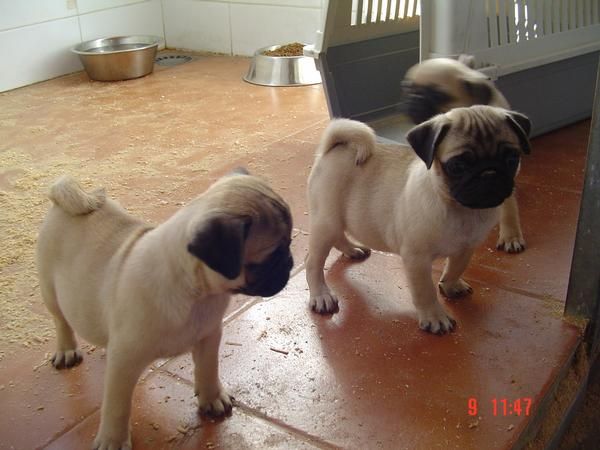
[94,346,147,450]
[40,281,82,369]
[334,234,371,260]
[306,224,339,314]
[438,248,474,298]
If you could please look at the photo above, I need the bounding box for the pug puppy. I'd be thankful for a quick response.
[403,57,526,253]
[36,170,293,450]
[306,106,530,333]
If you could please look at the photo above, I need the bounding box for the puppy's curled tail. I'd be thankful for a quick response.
[48,175,106,216]
[318,118,376,165]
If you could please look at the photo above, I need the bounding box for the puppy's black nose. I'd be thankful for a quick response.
[480,169,498,177]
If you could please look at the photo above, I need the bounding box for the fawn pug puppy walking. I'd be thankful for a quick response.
[306,106,531,333]
[37,170,293,449]
[403,57,527,253]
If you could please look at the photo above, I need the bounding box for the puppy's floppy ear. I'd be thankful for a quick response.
[505,111,532,154]
[406,118,451,169]
[462,79,493,105]
[187,215,251,280]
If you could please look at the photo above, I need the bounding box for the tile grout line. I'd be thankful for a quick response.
[294,223,569,306]
[223,226,309,325]
[155,368,342,450]
[462,272,566,304]
[135,237,312,396]
[223,297,261,324]
[233,400,343,450]
[41,238,571,448]
[270,116,329,145]
[43,356,177,448]
[154,118,327,202]
[289,223,569,307]
[286,230,568,306]
[34,249,309,447]
[42,405,101,449]
[222,261,307,325]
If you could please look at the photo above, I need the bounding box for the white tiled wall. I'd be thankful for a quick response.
[0,0,325,92]
[161,0,323,56]
[79,0,164,42]
[229,3,322,56]
[0,0,78,31]
[0,0,164,92]
[77,0,144,14]
[1,17,82,93]
[163,0,232,54]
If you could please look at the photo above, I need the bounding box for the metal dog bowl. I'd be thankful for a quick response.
[243,44,321,87]
[72,35,163,81]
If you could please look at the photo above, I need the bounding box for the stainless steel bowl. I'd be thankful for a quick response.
[243,44,321,87]
[72,35,163,81]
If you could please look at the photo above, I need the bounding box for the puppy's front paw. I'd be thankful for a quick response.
[439,278,473,298]
[417,306,456,335]
[496,234,526,253]
[51,349,83,369]
[93,430,131,450]
[309,293,339,314]
[198,390,234,417]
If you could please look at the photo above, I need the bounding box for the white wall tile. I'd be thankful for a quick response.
[0,0,327,91]
[79,0,164,41]
[77,0,146,15]
[222,0,321,7]
[0,17,82,92]
[0,0,77,31]
[230,4,321,56]
[163,0,231,54]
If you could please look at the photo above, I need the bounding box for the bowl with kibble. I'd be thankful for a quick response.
[243,42,322,87]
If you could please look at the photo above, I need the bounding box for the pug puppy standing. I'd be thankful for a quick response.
[36,170,293,450]
[306,106,531,333]
[403,57,526,253]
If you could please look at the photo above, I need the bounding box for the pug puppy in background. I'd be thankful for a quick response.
[403,57,527,253]
[306,106,531,333]
[37,170,293,450]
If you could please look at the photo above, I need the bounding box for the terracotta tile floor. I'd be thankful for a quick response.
[0,54,589,449]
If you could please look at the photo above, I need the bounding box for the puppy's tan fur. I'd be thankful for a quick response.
[404,57,510,110]
[306,106,530,333]
[404,57,526,252]
[37,174,291,450]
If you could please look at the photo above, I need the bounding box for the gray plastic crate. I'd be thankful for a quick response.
[307,0,600,140]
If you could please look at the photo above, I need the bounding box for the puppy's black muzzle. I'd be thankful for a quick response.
[446,160,515,209]
[403,83,452,124]
[239,244,293,297]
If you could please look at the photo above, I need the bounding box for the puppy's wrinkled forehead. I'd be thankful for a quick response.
[230,176,290,221]
[221,176,291,234]
[441,106,521,160]
[235,177,292,260]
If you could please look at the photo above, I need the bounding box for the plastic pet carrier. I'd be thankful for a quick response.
[307,0,600,141]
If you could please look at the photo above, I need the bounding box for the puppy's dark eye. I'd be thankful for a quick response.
[503,147,520,171]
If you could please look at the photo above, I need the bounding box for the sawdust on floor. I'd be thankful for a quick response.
[0,145,272,361]
[525,344,589,449]
[0,70,273,361]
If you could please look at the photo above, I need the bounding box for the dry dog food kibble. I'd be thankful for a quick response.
[263,43,304,57]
